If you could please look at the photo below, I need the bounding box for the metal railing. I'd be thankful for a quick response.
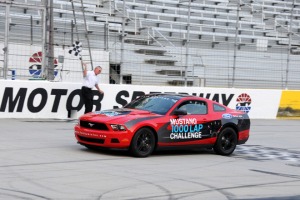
[1,0,300,89]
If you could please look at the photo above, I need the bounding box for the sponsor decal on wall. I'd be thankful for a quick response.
[28,51,58,78]
[0,87,102,113]
[277,90,300,118]
[236,93,252,113]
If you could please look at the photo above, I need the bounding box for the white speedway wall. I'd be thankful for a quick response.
[0,80,282,119]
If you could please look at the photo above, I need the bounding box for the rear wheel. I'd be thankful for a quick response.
[213,127,237,156]
[130,128,155,157]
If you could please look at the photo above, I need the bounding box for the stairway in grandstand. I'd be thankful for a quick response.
[106,0,191,85]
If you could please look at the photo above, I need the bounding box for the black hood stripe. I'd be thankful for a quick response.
[125,116,162,129]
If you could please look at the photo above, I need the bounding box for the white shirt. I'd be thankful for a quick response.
[82,71,99,89]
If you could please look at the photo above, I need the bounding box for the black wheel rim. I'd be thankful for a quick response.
[220,131,236,152]
[136,131,153,155]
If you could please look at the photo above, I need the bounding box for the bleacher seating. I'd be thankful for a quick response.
[1,0,300,88]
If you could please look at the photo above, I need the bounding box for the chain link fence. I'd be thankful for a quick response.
[1,0,299,89]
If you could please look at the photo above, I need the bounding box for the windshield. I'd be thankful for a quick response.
[124,95,178,115]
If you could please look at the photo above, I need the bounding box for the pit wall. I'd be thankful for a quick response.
[0,80,298,119]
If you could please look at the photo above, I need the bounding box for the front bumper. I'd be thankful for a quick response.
[74,125,131,148]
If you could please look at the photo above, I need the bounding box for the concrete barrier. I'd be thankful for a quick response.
[0,80,283,119]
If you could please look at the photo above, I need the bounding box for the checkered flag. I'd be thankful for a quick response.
[69,41,82,60]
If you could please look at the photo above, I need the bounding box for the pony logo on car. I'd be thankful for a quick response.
[88,123,95,127]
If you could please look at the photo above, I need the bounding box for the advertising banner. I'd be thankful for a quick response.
[277,90,300,118]
[0,80,282,119]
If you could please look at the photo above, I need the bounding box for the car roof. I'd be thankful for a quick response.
[145,93,198,100]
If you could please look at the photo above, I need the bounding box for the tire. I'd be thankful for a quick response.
[213,127,237,156]
[130,128,156,158]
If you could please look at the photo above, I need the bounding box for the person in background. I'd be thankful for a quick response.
[81,62,104,114]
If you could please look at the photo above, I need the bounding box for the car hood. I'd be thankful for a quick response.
[79,108,161,124]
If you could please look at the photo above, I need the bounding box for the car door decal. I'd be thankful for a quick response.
[157,119,222,143]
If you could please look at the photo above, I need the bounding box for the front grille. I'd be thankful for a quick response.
[78,135,105,144]
[80,120,109,130]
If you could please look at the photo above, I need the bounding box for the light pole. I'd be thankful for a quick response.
[3,4,10,80]
[232,0,241,88]
[120,0,126,84]
[184,0,191,87]
[47,0,55,80]
[285,0,295,89]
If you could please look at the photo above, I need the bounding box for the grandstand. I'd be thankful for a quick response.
[0,0,299,89]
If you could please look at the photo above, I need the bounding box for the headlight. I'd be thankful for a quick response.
[110,124,127,131]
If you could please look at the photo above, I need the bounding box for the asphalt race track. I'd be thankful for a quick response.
[0,119,300,200]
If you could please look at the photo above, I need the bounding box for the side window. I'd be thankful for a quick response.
[177,100,207,115]
[213,103,226,112]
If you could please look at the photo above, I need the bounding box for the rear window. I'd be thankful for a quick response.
[177,100,207,115]
[213,103,226,112]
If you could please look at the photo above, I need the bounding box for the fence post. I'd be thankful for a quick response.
[3,4,10,80]
[285,0,295,89]
[232,0,241,88]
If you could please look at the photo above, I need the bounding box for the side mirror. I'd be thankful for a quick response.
[173,109,187,116]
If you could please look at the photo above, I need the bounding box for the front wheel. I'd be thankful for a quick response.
[213,127,237,156]
[130,128,156,157]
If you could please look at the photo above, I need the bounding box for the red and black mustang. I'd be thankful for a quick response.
[74,94,250,157]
